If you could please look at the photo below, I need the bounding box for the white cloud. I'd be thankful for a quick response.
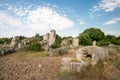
[92,0,120,13]
[77,19,85,25]
[106,31,120,36]
[0,11,23,28]
[27,7,74,31]
[0,5,74,37]
[104,18,120,25]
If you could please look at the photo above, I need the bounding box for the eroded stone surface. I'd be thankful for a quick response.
[60,58,89,73]
[49,29,56,46]
[72,37,79,47]
[76,46,109,65]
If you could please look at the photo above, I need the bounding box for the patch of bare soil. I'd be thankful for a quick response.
[0,48,120,80]
[0,49,76,80]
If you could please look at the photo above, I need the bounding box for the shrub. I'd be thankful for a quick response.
[79,33,92,45]
[97,40,111,46]
[26,42,43,51]
[83,28,105,41]
[111,37,120,45]
[0,38,12,44]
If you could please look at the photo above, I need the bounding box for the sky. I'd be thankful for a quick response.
[0,0,120,38]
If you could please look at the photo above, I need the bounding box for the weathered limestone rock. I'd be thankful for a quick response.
[10,36,19,47]
[43,33,49,41]
[76,46,109,65]
[0,48,15,56]
[92,40,96,46]
[40,40,49,51]
[49,47,69,56]
[72,37,79,47]
[49,29,56,46]
[61,39,69,46]
[21,39,30,46]
[60,58,89,73]
[18,43,23,49]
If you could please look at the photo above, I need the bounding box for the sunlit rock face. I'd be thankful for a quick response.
[43,33,49,42]
[72,37,79,47]
[10,36,19,47]
[49,29,56,46]
[76,46,109,65]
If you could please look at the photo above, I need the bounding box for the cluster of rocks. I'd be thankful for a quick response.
[0,36,30,56]
[61,37,79,48]
[60,44,109,73]
[40,29,56,51]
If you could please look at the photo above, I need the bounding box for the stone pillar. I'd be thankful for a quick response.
[92,40,96,46]
[18,43,23,49]
[10,36,19,47]
[72,37,79,47]
[49,29,56,46]
[43,33,49,41]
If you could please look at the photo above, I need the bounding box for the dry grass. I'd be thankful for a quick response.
[17,51,49,61]
[0,47,120,80]
[68,58,80,62]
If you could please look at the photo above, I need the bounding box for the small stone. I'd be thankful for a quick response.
[37,64,42,68]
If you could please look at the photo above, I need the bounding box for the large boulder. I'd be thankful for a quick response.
[76,46,109,65]
[60,58,89,73]
[0,47,15,56]
[49,47,69,56]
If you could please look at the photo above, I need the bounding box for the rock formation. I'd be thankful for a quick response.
[76,46,109,65]
[10,36,19,47]
[60,46,109,73]
[49,29,56,46]
[92,40,96,46]
[43,33,49,41]
[49,47,69,56]
[60,58,89,73]
[40,30,56,50]
[61,39,68,46]
[72,37,79,47]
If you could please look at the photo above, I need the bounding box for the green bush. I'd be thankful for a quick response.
[0,38,12,44]
[79,33,92,45]
[111,37,120,45]
[97,40,111,46]
[83,28,105,41]
[26,42,43,51]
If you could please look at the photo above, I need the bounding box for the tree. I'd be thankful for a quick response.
[79,33,92,45]
[83,28,104,41]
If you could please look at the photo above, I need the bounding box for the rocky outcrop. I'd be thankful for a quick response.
[60,58,89,73]
[92,40,96,46]
[49,47,69,56]
[49,29,56,46]
[40,30,56,50]
[10,36,19,47]
[76,46,109,65]
[72,37,79,47]
[43,33,49,41]
[0,47,15,56]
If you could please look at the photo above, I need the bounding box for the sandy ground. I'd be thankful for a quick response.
[0,47,120,80]
[0,49,76,80]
